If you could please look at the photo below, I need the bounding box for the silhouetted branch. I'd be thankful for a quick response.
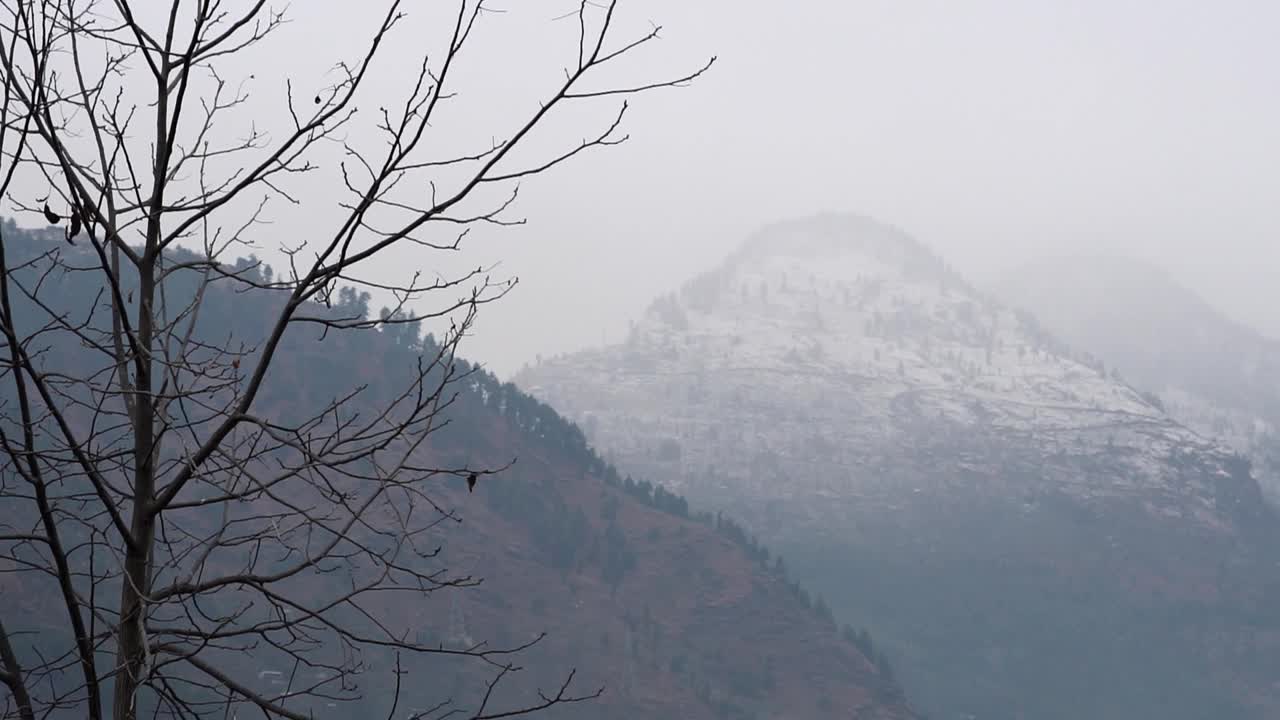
[0,1,707,718]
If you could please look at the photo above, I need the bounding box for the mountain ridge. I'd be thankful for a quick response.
[516,213,1280,720]
[992,252,1280,501]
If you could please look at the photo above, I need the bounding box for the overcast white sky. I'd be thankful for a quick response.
[17,2,1279,378]
[438,0,1279,377]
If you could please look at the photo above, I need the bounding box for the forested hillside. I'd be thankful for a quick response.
[0,221,917,720]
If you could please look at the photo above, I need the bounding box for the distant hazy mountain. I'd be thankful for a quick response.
[993,254,1280,500]
[517,214,1280,720]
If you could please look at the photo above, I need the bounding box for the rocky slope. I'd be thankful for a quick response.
[993,254,1280,501]
[516,214,1280,720]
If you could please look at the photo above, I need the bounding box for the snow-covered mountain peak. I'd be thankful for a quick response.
[730,213,942,272]
[522,215,1256,535]
[664,214,960,325]
[635,215,1131,412]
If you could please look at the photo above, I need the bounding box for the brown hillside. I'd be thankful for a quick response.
[0,231,921,720]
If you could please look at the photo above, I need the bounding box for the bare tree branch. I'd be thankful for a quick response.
[0,1,709,718]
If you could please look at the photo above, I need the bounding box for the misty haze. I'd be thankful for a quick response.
[0,3,1276,720]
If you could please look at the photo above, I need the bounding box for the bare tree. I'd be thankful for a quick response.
[0,1,711,719]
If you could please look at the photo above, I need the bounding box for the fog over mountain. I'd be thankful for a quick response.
[16,2,1272,376]
[458,0,1280,376]
[993,254,1280,501]
[518,214,1280,720]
